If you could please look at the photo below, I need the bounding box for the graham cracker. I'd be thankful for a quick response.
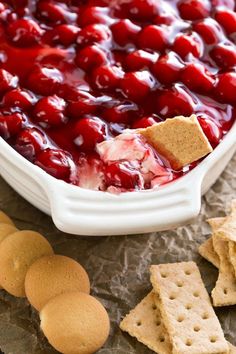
[139,115,213,170]
[209,218,236,307]
[150,262,229,354]
[120,290,234,354]
[120,291,172,354]
[229,343,236,354]
[214,201,236,242]
[199,237,220,268]
[228,241,236,279]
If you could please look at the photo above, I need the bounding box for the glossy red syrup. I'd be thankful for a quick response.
[0,0,235,191]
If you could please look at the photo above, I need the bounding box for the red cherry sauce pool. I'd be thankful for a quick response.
[0,0,235,192]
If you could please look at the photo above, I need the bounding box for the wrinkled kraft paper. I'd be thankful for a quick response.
[0,154,236,354]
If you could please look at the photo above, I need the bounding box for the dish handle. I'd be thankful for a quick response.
[39,169,203,236]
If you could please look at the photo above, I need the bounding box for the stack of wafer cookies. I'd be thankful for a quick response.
[0,211,110,354]
[199,200,236,307]
[120,261,235,353]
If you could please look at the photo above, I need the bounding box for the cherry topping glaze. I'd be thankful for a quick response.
[0,0,235,192]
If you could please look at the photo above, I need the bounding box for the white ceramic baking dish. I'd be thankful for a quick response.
[0,122,236,236]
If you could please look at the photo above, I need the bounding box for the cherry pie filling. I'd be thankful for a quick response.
[0,0,235,192]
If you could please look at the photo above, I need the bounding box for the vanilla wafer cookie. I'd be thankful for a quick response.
[0,211,14,225]
[199,237,220,268]
[120,291,172,354]
[209,218,236,307]
[0,223,18,289]
[0,230,54,297]
[150,262,229,354]
[0,223,18,244]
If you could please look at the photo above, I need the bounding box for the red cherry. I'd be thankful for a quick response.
[37,1,75,24]
[33,95,67,128]
[0,69,18,95]
[9,0,29,8]
[154,14,176,25]
[210,44,236,69]
[77,24,110,46]
[112,51,127,67]
[215,9,236,35]
[194,19,223,44]
[215,72,236,104]
[67,92,98,118]
[125,50,158,71]
[73,117,107,151]
[15,127,47,159]
[105,162,143,190]
[178,0,211,20]
[138,25,167,51]
[35,148,74,182]
[0,112,24,139]
[111,19,141,46]
[173,33,203,58]
[181,63,214,94]
[102,103,137,124]
[75,45,107,71]
[211,0,234,9]
[152,52,183,85]
[0,3,6,12]
[3,89,36,111]
[120,71,155,102]
[156,86,195,118]
[91,65,123,90]
[7,18,43,47]
[27,66,63,96]
[48,24,80,46]
[123,0,159,21]
[132,116,157,129]
[197,116,222,147]
[87,0,109,6]
[77,6,110,27]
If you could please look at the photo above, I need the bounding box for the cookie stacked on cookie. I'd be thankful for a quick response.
[0,211,110,354]
[199,200,236,307]
[120,261,235,353]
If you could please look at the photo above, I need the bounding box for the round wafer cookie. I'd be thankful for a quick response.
[25,255,90,311]
[0,223,18,244]
[40,291,110,354]
[0,223,18,289]
[0,230,54,297]
[0,211,14,225]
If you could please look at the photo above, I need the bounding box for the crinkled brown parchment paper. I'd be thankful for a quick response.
[0,154,236,354]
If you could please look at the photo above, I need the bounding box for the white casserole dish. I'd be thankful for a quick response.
[0,122,236,236]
